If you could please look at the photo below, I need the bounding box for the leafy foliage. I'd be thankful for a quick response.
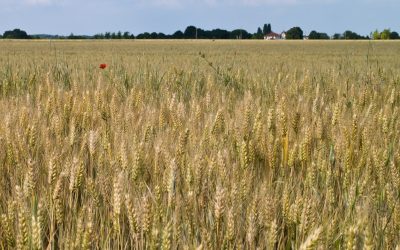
[3,29,30,39]
[309,30,330,40]
[342,30,368,40]
[286,27,304,39]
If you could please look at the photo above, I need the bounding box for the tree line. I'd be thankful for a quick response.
[372,29,399,40]
[93,25,266,40]
[1,26,400,40]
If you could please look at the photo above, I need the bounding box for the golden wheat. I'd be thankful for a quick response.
[0,40,399,249]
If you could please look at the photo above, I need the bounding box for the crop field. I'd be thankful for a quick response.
[0,40,400,249]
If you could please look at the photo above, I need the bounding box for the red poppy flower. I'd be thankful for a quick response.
[99,64,107,69]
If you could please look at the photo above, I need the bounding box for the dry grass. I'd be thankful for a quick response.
[0,40,400,249]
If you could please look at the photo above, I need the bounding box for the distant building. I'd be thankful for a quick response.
[264,32,281,40]
[264,31,286,40]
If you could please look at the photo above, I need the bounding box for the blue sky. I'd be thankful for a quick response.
[0,0,399,36]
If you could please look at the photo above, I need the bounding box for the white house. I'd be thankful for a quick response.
[264,31,287,40]
[264,32,281,40]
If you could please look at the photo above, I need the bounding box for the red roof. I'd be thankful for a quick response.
[266,32,280,37]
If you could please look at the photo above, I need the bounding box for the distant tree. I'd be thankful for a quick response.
[380,29,391,40]
[333,33,342,39]
[209,29,230,39]
[93,26,334,40]
[309,30,319,39]
[196,28,207,39]
[157,33,167,39]
[243,30,252,39]
[390,31,399,39]
[123,31,130,39]
[172,30,184,39]
[184,26,197,39]
[309,30,330,40]
[149,32,158,39]
[286,27,303,39]
[372,30,380,40]
[343,30,367,40]
[94,33,105,39]
[254,27,263,39]
[319,33,330,39]
[343,30,351,39]
[67,33,87,39]
[3,29,30,39]
[263,23,272,35]
[136,32,150,39]
[230,29,251,39]
[117,31,122,39]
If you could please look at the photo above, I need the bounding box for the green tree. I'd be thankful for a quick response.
[263,24,267,35]
[263,23,272,35]
[372,30,380,40]
[117,31,122,39]
[172,30,184,39]
[3,29,30,39]
[333,33,342,39]
[230,29,251,39]
[94,33,105,39]
[157,33,167,39]
[254,27,263,39]
[136,32,150,39]
[309,30,319,39]
[319,33,330,39]
[286,27,303,40]
[390,31,399,39]
[123,31,130,39]
[209,29,230,39]
[149,32,158,39]
[380,29,391,39]
[343,30,366,40]
[309,31,330,40]
[184,26,197,39]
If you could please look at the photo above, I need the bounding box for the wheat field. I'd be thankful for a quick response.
[0,40,400,249]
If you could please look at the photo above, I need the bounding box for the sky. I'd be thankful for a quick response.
[0,0,399,36]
